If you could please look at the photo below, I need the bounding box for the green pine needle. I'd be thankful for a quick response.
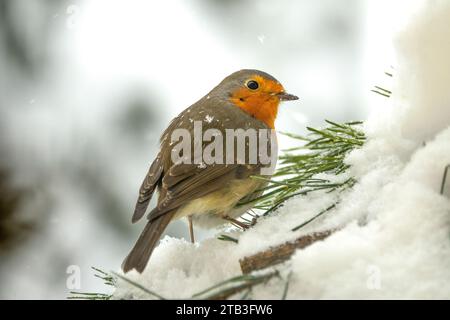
[192,271,278,300]
[68,267,115,300]
[112,272,166,300]
[240,120,365,219]
[92,266,116,287]
[68,292,112,300]
[292,203,337,231]
[217,234,239,243]
[281,271,293,300]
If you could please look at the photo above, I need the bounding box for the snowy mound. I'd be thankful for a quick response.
[113,1,450,299]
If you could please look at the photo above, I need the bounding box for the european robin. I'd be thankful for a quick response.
[122,69,298,273]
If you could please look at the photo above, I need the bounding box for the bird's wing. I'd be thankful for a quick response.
[147,163,261,221]
[132,153,163,223]
[136,99,274,222]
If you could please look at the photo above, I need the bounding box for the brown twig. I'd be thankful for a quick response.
[239,230,334,274]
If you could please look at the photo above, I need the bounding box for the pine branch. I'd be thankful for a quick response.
[238,120,365,219]
[192,271,279,300]
[68,267,115,300]
[239,230,334,274]
[92,266,116,287]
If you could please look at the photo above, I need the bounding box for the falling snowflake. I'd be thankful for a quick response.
[205,115,214,123]
[257,34,265,44]
[197,162,207,169]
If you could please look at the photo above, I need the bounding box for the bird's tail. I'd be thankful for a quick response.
[122,212,175,273]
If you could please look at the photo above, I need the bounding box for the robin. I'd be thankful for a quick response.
[122,69,298,273]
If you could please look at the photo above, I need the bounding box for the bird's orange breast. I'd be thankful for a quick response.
[229,75,284,129]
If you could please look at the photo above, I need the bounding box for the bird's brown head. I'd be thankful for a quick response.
[209,69,299,128]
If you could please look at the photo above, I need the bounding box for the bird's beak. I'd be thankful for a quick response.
[277,92,299,101]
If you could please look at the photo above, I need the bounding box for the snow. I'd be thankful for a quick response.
[204,115,214,123]
[257,35,266,44]
[394,0,450,142]
[113,1,450,299]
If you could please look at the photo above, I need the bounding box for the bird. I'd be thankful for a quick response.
[122,69,298,273]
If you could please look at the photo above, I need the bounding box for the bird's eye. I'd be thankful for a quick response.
[246,80,259,90]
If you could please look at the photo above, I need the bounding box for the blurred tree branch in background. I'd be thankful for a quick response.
[0,0,64,251]
[0,169,32,250]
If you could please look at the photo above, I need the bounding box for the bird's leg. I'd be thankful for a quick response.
[224,216,251,230]
[240,213,258,227]
[188,215,195,243]
[248,210,259,226]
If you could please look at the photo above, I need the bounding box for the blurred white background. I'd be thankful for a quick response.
[0,0,422,299]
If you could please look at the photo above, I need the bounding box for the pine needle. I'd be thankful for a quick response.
[112,272,166,300]
[240,120,365,218]
[192,271,278,300]
[441,164,450,195]
[281,271,293,300]
[68,267,115,300]
[292,203,337,231]
[68,292,112,300]
[217,234,239,243]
